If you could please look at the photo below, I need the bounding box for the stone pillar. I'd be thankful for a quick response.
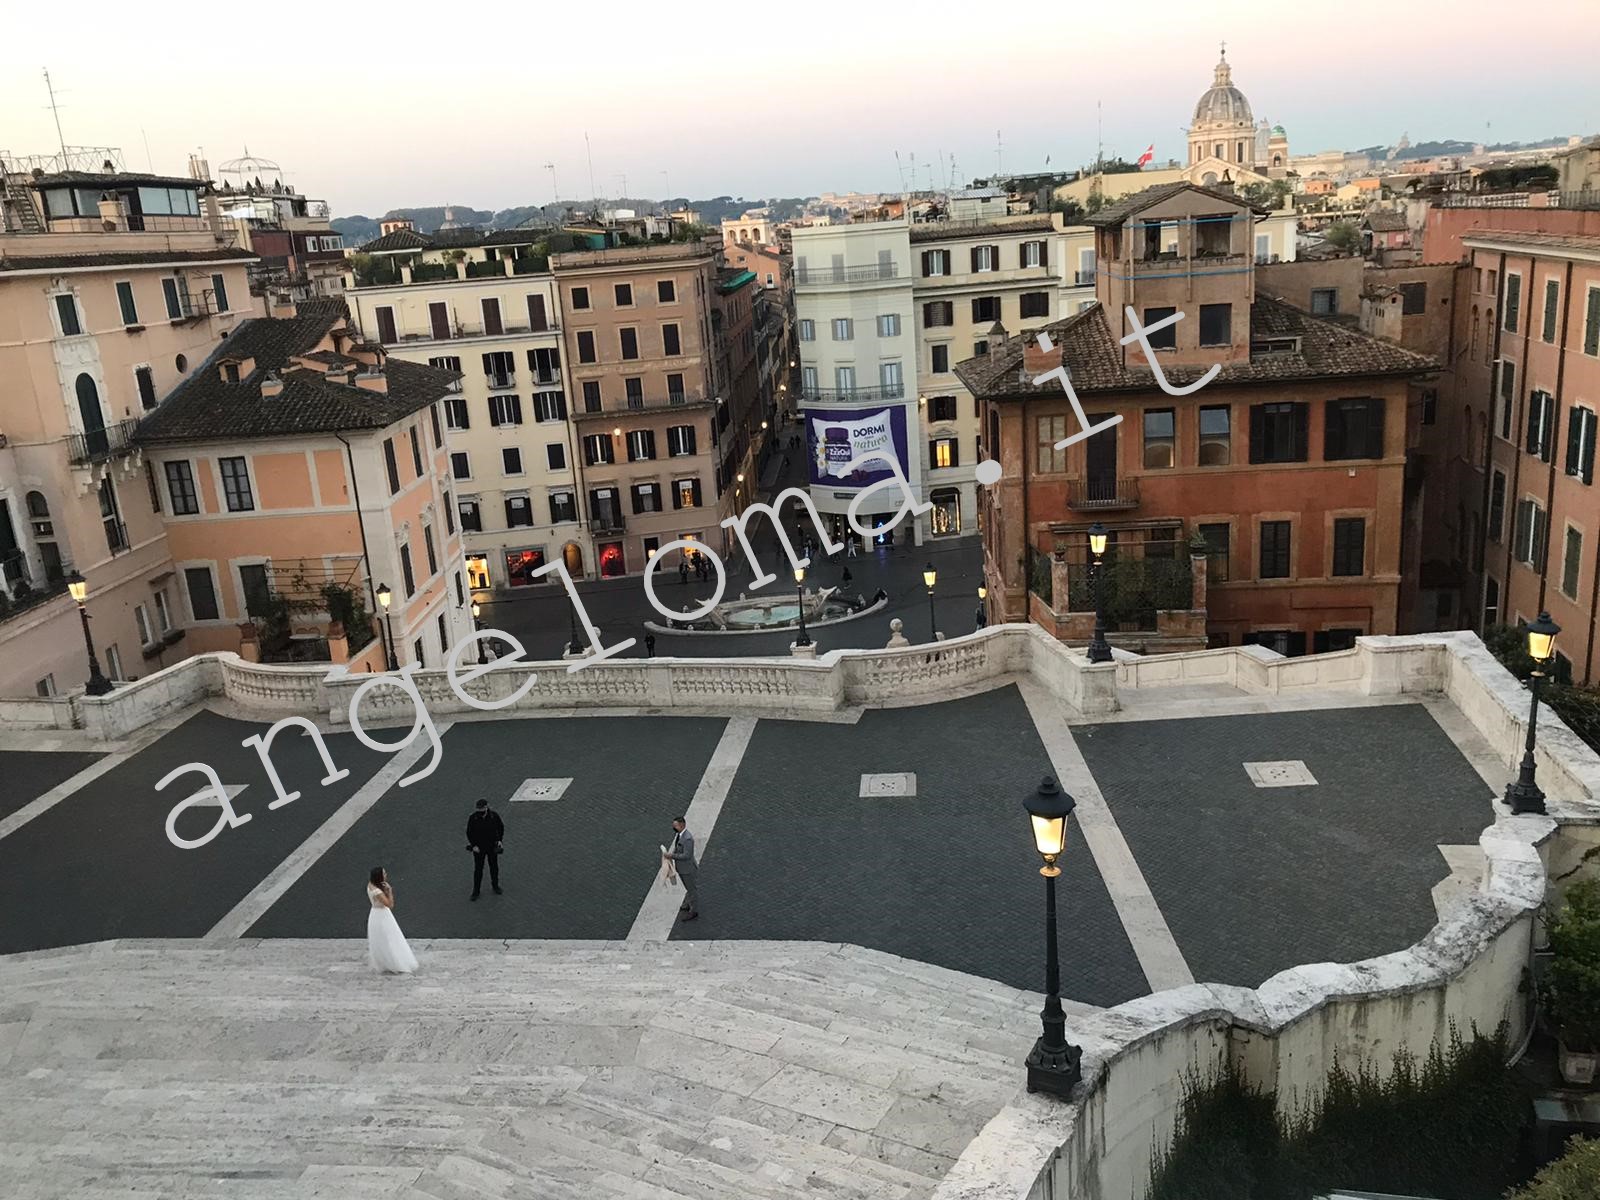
[237,623,260,664]
[400,263,414,285]
[886,618,909,648]
[1191,551,1209,612]
[790,642,818,658]
[327,621,349,665]
[1051,553,1072,614]
[454,259,468,281]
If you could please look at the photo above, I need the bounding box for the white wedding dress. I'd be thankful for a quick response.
[366,884,418,974]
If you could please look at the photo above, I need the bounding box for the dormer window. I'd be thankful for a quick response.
[1250,336,1300,355]
[221,361,240,383]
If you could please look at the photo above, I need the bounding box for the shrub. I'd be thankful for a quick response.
[1510,1137,1600,1199]
[1542,879,1600,1053]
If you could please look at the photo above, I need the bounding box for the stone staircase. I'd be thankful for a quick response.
[0,939,1063,1200]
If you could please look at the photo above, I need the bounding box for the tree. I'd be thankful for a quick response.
[1051,198,1086,224]
[1239,179,1292,210]
[1324,221,1362,253]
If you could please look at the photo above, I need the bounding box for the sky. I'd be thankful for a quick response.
[4,0,1597,218]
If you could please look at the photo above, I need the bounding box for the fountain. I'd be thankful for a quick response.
[644,585,888,635]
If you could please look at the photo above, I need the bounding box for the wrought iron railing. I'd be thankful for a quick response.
[68,418,139,466]
[795,263,900,285]
[1067,477,1140,510]
[801,382,905,403]
[1065,554,1194,626]
[589,513,626,535]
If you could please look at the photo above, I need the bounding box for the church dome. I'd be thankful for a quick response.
[1192,51,1253,127]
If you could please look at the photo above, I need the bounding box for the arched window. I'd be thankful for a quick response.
[75,373,107,457]
[1272,154,1282,167]
[25,491,50,520]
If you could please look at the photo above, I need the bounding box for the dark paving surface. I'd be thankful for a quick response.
[0,710,391,954]
[1075,705,1493,989]
[248,716,725,941]
[0,750,103,821]
[677,686,1151,1008]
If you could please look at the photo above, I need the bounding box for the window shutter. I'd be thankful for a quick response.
[671,483,682,510]
[921,251,931,276]
[692,479,702,507]
[970,247,981,273]
[1249,405,1266,464]
[927,439,937,466]
[991,245,1001,270]
[1366,398,1386,458]
[1526,399,1540,455]
[1515,500,1531,558]
[971,298,984,323]
[1544,394,1557,461]
[482,352,494,374]
[1584,411,1597,484]
[1293,404,1309,462]
[488,398,500,427]
[1568,407,1583,476]
[1535,508,1548,571]
[1038,240,1048,267]
[503,499,516,526]
[1324,404,1344,460]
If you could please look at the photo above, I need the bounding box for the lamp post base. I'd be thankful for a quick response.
[1025,1038,1082,1097]
[1086,640,1113,664]
[84,675,114,697]
[1505,779,1546,815]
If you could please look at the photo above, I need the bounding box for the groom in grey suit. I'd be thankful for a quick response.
[667,817,698,921]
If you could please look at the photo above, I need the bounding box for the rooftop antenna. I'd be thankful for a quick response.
[141,127,153,173]
[584,132,597,203]
[545,162,558,204]
[43,68,67,160]
[616,172,628,200]
[996,130,1003,179]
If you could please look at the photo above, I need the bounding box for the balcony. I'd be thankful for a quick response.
[801,382,905,403]
[1067,477,1140,511]
[794,263,900,287]
[485,372,516,391]
[574,393,709,419]
[589,513,626,535]
[68,418,140,466]
[1074,269,1097,285]
[1129,251,1247,276]
[530,369,562,388]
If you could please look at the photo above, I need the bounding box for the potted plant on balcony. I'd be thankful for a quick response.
[1540,878,1600,1086]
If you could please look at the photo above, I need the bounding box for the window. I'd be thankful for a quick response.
[799,318,815,341]
[1489,470,1507,541]
[615,282,633,307]
[1199,406,1230,466]
[672,478,702,509]
[185,566,219,621]
[1310,288,1338,316]
[550,491,577,523]
[801,366,818,395]
[971,244,999,272]
[623,377,644,409]
[583,433,614,466]
[627,429,657,462]
[930,345,949,374]
[220,457,254,511]
[879,361,902,395]
[1332,517,1366,576]
[668,425,697,457]
[528,346,560,382]
[401,544,416,596]
[1505,273,1521,332]
[1499,361,1517,440]
[1249,402,1309,463]
[1526,390,1556,462]
[374,306,397,343]
[571,286,590,310]
[429,352,463,374]
[145,461,162,513]
[502,447,523,475]
[582,381,602,412]
[1585,286,1600,357]
[577,331,597,363]
[834,365,856,394]
[620,328,639,360]
[162,278,183,320]
[444,396,470,430]
[971,296,1000,323]
[929,437,958,469]
[877,313,901,337]
[428,403,443,450]
[116,281,139,325]
[1020,292,1050,319]
[663,323,681,355]
[1564,526,1584,599]
[458,498,482,531]
[1259,520,1292,579]
[443,490,455,535]
[532,391,566,423]
[631,482,663,514]
[1143,409,1176,468]
[921,249,951,277]
[211,273,230,314]
[488,394,523,427]
[451,451,471,479]
[1398,282,1426,316]
[1421,388,1438,426]
[153,590,171,633]
[1515,498,1547,569]
[924,301,954,328]
[165,461,199,514]
[1199,522,1230,582]
[479,297,503,337]
[1021,240,1046,268]
[1198,303,1231,346]
[1143,306,1177,349]
[1484,576,1500,627]
[539,441,563,472]
[1567,405,1598,484]
[1036,415,1067,472]
[1324,397,1386,460]
[832,318,853,341]
[409,426,424,476]
[424,525,438,576]
[667,373,685,403]
[413,638,424,668]
[1544,278,1561,343]
[929,395,958,423]
[657,279,676,303]
[54,293,81,336]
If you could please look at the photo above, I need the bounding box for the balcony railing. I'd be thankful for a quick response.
[574,393,708,418]
[1067,477,1140,510]
[530,369,562,387]
[801,382,905,403]
[795,263,900,286]
[485,372,516,390]
[68,418,140,466]
[1074,269,1097,285]
[589,513,626,535]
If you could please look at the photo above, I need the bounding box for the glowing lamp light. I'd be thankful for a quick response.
[612,426,621,437]
[978,584,988,600]
[1088,522,1108,557]
[471,601,481,619]
[376,584,392,610]
[66,571,88,604]
[1023,776,1076,875]
[794,564,806,584]
[1526,611,1561,664]
[922,563,937,590]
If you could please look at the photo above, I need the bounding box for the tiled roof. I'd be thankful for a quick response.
[1461,230,1600,254]
[133,305,457,444]
[30,170,202,189]
[358,225,547,253]
[954,296,1439,400]
[908,214,1054,242]
[358,228,431,252]
[1363,211,1409,232]
[1084,182,1264,227]
[0,247,257,273]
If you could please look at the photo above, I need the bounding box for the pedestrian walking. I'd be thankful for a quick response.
[678,558,689,585]
[663,817,699,921]
[465,798,505,901]
[645,632,656,657]
[846,536,858,558]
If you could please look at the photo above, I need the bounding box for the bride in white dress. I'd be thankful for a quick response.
[366,867,418,974]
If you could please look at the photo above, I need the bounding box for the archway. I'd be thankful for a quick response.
[75,374,107,457]
[562,541,584,579]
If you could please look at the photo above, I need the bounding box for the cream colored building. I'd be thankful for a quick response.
[0,160,258,696]
[343,233,568,593]
[722,212,774,247]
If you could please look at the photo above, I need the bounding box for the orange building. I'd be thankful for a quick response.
[133,301,469,670]
[961,183,1438,653]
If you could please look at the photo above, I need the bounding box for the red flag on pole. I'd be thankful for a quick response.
[1136,144,1154,168]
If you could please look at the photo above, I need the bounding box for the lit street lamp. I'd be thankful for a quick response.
[794,564,811,647]
[65,571,112,696]
[976,583,988,630]
[923,561,938,641]
[375,584,399,671]
[1506,611,1561,814]
[1086,523,1112,664]
[1022,776,1083,1097]
[471,600,488,665]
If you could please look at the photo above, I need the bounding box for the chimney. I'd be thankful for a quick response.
[1023,334,1061,378]
[97,195,126,232]
[260,371,283,398]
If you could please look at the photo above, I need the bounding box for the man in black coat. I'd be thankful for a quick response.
[466,798,505,900]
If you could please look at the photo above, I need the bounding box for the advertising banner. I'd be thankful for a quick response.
[804,405,910,489]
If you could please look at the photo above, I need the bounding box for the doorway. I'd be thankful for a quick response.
[562,541,584,579]
[1084,413,1117,503]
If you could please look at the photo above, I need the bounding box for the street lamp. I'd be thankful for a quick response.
[1086,523,1112,664]
[923,562,937,642]
[976,583,989,630]
[794,564,811,647]
[566,586,583,655]
[472,600,487,666]
[65,571,112,696]
[375,583,398,670]
[1506,611,1561,814]
[1022,776,1083,1097]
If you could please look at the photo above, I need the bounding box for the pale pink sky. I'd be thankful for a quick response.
[4,0,1595,217]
